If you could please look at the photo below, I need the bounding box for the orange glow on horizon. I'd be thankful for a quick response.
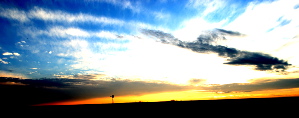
[36,88,299,106]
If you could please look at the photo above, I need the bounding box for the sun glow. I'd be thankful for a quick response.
[37,88,299,106]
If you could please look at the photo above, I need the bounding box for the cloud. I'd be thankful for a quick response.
[2,52,20,59]
[0,59,9,64]
[0,6,125,25]
[188,78,206,85]
[59,28,90,37]
[0,7,29,22]
[186,0,226,16]
[30,7,125,25]
[86,0,141,13]
[173,17,226,42]
[12,53,20,56]
[24,26,133,41]
[206,78,299,92]
[224,0,299,37]
[2,52,13,56]
[141,29,291,71]
[215,28,243,36]
[95,31,119,39]
[152,11,171,20]
[0,71,28,78]
[224,52,290,71]
[0,77,188,105]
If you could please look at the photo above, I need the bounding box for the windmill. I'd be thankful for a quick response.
[110,95,114,104]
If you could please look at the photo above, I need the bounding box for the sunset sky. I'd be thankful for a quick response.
[1,0,299,105]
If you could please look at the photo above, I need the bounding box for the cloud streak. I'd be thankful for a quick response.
[0,6,125,25]
[141,29,291,71]
[206,78,299,92]
[0,7,29,22]
[0,77,188,105]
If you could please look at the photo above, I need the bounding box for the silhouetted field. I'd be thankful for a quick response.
[6,96,297,113]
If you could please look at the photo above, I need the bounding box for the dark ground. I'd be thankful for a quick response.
[2,96,298,114]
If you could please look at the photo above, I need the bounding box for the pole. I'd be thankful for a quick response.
[110,95,114,104]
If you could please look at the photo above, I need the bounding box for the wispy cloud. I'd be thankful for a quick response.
[29,7,125,25]
[152,11,171,20]
[85,0,141,13]
[95,31,120,39]
[85,0,172,22]
[186,0,226,16]
[0,59,8,64]
[225,0,299,37]
[0,7,29,22]
[24,26,130,40]
[22,26,92,38]
[0,6,125,25]
[206,78,299,92]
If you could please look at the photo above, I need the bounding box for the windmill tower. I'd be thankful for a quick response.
[110,95,114,104]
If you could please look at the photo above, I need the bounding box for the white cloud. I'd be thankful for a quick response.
[2,52,20,56]
[2,52,13,56]
[152,11,171,20]
[225,0,299,36]
[23,26,91,38]
[58,38,131,73]
[24,26,144,41]
[272,38,299,66]
[0,6,125,25]
[50,27,90,37]
[28,7,125,25]
[173,17,225,42]
[186,0,227,16]
[186,0,226,16]
[24,26,98,38]
[220,0,299,54]
[33,28,278,85]
[0,58,9,64]
[0,7,29,22]
[13,53,20,56]
[67,39,89,49]
[91,38,273,85]
[57,53,70,57]
[95,31,118,39]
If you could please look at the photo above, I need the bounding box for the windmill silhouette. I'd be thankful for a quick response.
[110,95,114,104]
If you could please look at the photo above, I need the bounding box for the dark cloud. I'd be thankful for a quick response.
[140,29,182,45]
[188,78,206,85]
[215,28,243,36]
[141,29,291,71]
[206,78,299,92]
[224,52,290,71]
[0,77,189,106]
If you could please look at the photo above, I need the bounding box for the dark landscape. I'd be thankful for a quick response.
[3,97,297,112]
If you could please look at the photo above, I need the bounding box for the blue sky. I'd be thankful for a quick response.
[1,0,299,84]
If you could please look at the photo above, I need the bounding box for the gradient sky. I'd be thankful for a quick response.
[1,0,299,105]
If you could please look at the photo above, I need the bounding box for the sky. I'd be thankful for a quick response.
[1,0,299,105]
